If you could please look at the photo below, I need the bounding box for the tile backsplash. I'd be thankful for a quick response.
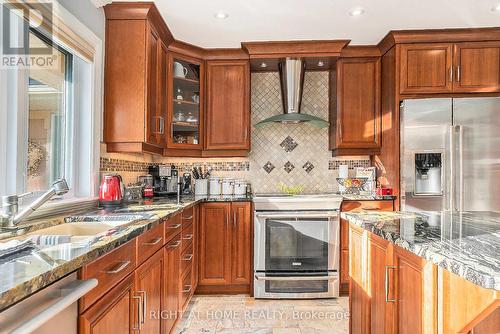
[101,71,371,192]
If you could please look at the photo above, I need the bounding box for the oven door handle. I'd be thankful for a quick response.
[255,212,339,219]
[254,275,338,281]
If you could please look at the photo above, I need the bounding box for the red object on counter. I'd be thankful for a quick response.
[143,185,154,198]
[376,187,393,196]
[99,174,124,207]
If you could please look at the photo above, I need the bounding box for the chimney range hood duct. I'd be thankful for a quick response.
[255,57,329,129]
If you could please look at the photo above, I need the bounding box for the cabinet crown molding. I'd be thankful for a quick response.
[378,27,500,55]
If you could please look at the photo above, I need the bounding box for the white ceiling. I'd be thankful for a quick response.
[115,0,500,48]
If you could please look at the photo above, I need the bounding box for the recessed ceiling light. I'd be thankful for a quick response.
[491,3,500,12]
[317,61,324,67]
[214,11,229,19]
[349,7,365,16]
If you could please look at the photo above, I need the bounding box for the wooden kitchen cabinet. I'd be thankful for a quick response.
[163,233,182,334]
[198,202,252,293]
[330,57,381,155]
[349,223,437,334]
[453,41,500,93]
[135,250,164,333]
[205,60,250,154]
[230,202,252,285]
[339,200,394,296]
[79,274,136,334]
[399,43,453,94]
[104,3,171,155]
[400,41,500,94]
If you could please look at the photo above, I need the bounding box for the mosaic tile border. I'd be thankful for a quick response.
[328,159,371,170]
[100,157,152,173]
[100,158,250,173]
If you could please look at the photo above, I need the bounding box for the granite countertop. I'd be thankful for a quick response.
[341,211,500,290]
[0,195,251,312]
[341,194,396,201]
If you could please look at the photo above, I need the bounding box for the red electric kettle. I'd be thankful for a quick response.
[99,174,124,207]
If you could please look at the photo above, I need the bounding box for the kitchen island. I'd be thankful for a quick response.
[342,210,499,334]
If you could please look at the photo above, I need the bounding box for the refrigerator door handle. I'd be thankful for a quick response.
[449,126,455,211]
[457,125,464,212]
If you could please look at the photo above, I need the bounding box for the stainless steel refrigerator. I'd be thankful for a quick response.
[400,97,500,212]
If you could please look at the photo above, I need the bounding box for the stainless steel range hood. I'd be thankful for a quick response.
[255,58,329,129]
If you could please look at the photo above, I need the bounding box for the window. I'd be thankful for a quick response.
[0,2,103,214]
[27,29,72,193]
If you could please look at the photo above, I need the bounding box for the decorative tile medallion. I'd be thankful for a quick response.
[280,136,298,152]
[263,161,275,174]
[284,161,295,173]
[302,161,315,173]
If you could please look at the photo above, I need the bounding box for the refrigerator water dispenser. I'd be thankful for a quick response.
[414,153,443,195]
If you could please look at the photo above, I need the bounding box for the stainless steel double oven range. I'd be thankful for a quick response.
[253,194,342,299]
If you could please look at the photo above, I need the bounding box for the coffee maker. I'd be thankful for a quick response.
[149,165,180,196]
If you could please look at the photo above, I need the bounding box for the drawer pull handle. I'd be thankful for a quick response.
[385,265,397,302]
[167,240,181,248]
[182,216,193,220]
[183,234,193,240]
[167,224,182,229]
[143,237,162,246]
[182,285,192,293]
[182,254,193,261]
[363,207,381,210]
[103,260,131,274]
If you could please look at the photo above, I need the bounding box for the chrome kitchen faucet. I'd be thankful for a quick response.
[0,179,69,229]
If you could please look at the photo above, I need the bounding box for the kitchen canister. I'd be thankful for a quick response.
[222,179,234,196]
[208,177,222,196]
[194,179,208,196]
[234,179,247,196]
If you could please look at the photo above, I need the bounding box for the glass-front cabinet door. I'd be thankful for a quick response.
[167,53,203,150]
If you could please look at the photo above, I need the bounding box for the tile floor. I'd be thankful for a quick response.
[174,295,349,334]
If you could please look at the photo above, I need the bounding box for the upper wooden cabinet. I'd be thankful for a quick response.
[330,57,381,156]
[399,43,453,94]
[104,3,172,155]
[400,41,500,94]
[165,52,204,154]
[205,60,250,154]
[453,41,500,93]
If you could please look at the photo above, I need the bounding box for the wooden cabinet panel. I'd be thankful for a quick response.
[400,43,453,94]
[137,222,164,265]
[199,203,230,285]
[340,200,394,295]
[349,225,370,334]
[332,57,381,154]
[205,60,250,151]
[79,274,136,334]
[369,234,394,334]
[453,41,500,93]
[230,202,252,285]
[146,25,160,145]
[135,250,163,333]
[163,234,181,334]
[79,240,137,312]
[165,213,182,243]
[393,246,424,334]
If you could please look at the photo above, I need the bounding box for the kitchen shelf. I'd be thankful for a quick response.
[172,121,199,127]
[174,99,199,106]
[174,76,199,84]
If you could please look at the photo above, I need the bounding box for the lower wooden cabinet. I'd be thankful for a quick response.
[135,250,164,333]
[340,200,394,296]
[163,234,181,334]
[198,202,252,293]
[349,224,436,334]
[79,273,136,334]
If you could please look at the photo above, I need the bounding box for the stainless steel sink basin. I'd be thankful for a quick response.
[28,222,114,237]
